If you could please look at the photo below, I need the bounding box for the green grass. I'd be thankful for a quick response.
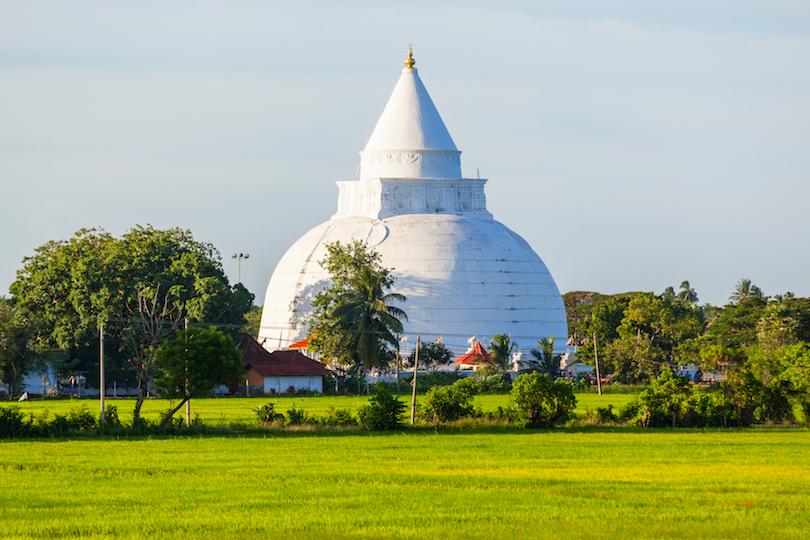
[0,429,807,538]
[9,392,636,425]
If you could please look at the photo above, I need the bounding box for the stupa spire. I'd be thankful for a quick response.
[404,45,415,70]
[359,50,461,179]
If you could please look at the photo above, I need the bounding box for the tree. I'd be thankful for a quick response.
[406,342,451,371]
[488,334,517,371]
[9,226,253,419]
[510,372,576,427]
[677,280,698,307]
[243,305,263,337]
[0,298,34,397]
[529,337,559,378]
[357,387,406,430]
[152,327,242,428]
[730,278,763,304]
[309,241,407,379]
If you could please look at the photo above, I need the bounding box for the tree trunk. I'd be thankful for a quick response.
[133,370,148,420]
[159,396,189,429]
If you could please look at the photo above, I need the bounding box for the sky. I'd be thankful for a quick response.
[1,0,809,307]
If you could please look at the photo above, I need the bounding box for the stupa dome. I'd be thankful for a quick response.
[259,50,568,354]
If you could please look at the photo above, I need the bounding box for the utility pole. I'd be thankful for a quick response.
[593,332,602,396]
[410,335,420,425]
[395,348,401,393]
[184,318,190,426]
[99,322,105,422]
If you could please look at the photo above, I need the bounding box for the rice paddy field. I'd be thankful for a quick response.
[9,392,636,425]
[0,428,808,538]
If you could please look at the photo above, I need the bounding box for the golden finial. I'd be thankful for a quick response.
[404,45,415,69]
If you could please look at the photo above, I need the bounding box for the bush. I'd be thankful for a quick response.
[357,387,406,430]
[595,405,618,423]
[0,407,31,438]
[422,378,478,424]
[622,370,728,428]
[101,405,121,427]
[255,402,284,424]
[474,373,512,393]
[510,372,576,428]
[286,405,307,425]
[321,407,357,427]
[66,406,96,431]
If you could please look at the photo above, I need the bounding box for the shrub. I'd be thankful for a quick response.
[357,387,406,430]
[101,405,121,427]
[595,405,618,423]
[321,407,357,427]
[255,402,284,424]
[0,407,31,438]
[474,373,512,393]
[422,378,478,424]
[510,372,576,428]
[286,405,307,425]
[66,406,96,431]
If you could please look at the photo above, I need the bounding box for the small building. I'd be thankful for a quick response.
[237,334,329,394]
[452,341,491,371]
[559,349,595,379]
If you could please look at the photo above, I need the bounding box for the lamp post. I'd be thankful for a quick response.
[231,252,250,283]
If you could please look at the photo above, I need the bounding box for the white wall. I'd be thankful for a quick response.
[263,376,323,394]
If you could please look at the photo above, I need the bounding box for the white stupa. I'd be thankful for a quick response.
[259,49,568,354]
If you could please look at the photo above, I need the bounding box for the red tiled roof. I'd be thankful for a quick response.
[237,334,328,377]
[289,337,309,350]
[453,341,490,365]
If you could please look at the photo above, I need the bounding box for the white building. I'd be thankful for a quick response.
[259,50,568,354]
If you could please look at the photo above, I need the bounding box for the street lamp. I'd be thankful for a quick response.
[231,252,250,283]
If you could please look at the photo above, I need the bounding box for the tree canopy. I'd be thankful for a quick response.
[8,226,253,414]
[308,241,407,376]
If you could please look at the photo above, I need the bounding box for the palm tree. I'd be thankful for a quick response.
[488,334,517,371]
[529,337,558,377]
[333,266,407,374]
[677,280,698,306]
[730,278,763,303]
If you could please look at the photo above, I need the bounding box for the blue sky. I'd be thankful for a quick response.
[1,1,809,306]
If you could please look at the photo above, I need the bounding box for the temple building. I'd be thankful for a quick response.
[259,50,568,354]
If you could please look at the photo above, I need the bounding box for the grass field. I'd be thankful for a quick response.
[0,429,808,538]
[8,393,637,425]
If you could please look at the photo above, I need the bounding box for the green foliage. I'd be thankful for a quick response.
[407,341,452,370]
[510,372,577,427]
[528,337,559,378]
[286,405,307,425]
[473,373,512,393]
[65,406,96,430]
[422,378,479,424]
[8,226,254,417]
[488,334,517,371]
[153,327,242,426]
[0,406,29,437]
[309,241,406,373]
[242,305,263,337]
[0,298,34,395]
[357,387,406,430]
[153,327,242,399]
[595,404,618,423]
[255,402,284,424]
[321,407,357,427]
[101,405,121,428]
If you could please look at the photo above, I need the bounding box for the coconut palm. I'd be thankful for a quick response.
[529,337,558,378]
[488,334,517,371]
[333,266,407,373]
[730,278,763,303]
[677,280,698,306]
